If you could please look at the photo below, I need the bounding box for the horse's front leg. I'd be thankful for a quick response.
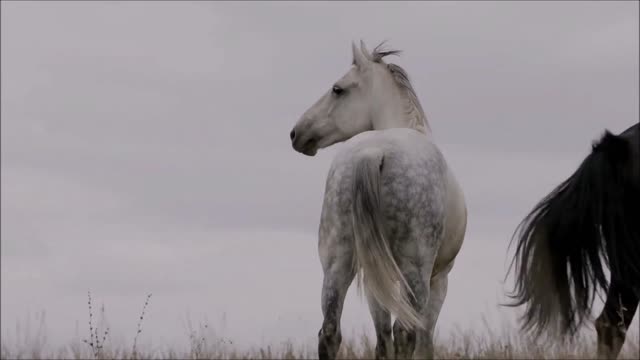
[318,244,355,360]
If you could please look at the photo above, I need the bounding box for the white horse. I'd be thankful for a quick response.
[290,41,467,360]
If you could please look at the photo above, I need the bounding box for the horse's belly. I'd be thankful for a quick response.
[433,169,467,276]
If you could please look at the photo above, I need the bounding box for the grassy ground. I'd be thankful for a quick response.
[2,325,638,359]
[2,294,638,359]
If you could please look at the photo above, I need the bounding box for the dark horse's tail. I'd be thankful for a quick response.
[506,125,640,339]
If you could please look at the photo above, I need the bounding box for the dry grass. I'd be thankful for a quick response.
[1,293,638,360]
[2,328,638,360]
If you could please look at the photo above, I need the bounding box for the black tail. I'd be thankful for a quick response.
[506,128,640,339]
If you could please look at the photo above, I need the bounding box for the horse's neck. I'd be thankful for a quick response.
[371,94,431,136]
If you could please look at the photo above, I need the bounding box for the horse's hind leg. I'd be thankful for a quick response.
[395,264,450,360]
[595,279,639,359]
[392,261,430,360]
[318,253,355,360]
[421,262,453,359]
[365,289,393,359]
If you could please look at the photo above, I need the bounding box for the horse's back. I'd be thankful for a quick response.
[332,128,445,174]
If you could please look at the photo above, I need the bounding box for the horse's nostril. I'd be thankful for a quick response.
[290,129,296,141]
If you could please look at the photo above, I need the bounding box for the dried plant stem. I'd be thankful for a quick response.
[132,293,153,359]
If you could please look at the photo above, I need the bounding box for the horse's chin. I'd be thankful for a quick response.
[302,148,318,157]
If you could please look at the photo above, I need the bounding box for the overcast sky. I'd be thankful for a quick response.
[1,1,638,353]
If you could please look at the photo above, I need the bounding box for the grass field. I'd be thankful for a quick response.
[2,320,638,359]
[1,333,639,359]
[2,294,638,359]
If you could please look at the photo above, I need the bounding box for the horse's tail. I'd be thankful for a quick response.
[350,149,424,330]
[506,129,639,339]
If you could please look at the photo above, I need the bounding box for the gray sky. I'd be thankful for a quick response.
[1,1,638,353]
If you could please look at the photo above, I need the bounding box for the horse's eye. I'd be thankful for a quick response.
[332,85,344,96]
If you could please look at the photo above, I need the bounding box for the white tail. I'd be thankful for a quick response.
[350,149,424,330]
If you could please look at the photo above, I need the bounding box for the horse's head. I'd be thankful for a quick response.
[290,40,423,156]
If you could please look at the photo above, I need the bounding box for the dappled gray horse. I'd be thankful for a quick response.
[289,41,467,360]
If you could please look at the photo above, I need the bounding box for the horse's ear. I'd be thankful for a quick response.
[352,41,370,70]
[360,40,371,61]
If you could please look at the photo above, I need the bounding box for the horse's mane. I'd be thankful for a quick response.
[366,42,429,133]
